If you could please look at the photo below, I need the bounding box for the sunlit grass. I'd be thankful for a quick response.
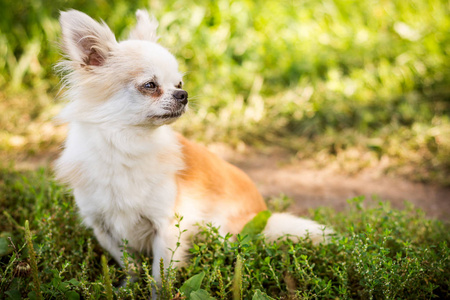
[1,0,449,184]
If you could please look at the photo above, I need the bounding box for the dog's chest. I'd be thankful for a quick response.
[74,152,179,251]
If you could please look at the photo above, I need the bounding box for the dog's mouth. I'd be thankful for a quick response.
[153,109,185,119]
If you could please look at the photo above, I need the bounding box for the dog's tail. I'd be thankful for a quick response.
[262,213,333,244]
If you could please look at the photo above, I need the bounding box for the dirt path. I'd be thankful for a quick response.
[15,144,450,221]
[208,145,450,221]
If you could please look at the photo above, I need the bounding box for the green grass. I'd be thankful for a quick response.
[1,168,449,299]
[0,0,449,184]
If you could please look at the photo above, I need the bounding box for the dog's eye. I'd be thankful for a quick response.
[144,82,157,89]
[176,82,182,89]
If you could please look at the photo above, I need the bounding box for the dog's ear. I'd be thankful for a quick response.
[59,10,117,67]
[128,9,159,42]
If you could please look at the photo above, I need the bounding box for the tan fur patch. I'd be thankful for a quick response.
[136,81,163,98]
[175,134,266,234]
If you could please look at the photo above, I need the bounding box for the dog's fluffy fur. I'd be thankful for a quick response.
[55,9,331,283]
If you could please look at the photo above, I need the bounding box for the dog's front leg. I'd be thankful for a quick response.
[93,226,139,287]
[93,226,124,267]
[150,231,171,299]
[151,231,171,283]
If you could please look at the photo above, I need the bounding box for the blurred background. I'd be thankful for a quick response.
[1,0,449,216]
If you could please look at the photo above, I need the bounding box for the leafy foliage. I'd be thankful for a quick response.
[1,169,449,299]
[240,210,271,237]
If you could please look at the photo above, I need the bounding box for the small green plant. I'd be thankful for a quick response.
[24,220,42,300]
[101,255,113,300]
[232,254,243,300]
[179,271,215,299]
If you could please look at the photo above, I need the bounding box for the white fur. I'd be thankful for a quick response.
[263,213,333,244]
[128,10,159,42]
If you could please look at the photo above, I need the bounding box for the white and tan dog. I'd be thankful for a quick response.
[55,9,331,284]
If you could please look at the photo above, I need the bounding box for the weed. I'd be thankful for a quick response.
[24,220,42,300]
[101,255,113,300]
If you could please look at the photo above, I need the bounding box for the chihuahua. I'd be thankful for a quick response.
[55,9,331,285]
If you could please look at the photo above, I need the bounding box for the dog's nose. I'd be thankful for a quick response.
[173,90,188,105]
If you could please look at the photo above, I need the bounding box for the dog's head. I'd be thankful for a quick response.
[58,9,187,127]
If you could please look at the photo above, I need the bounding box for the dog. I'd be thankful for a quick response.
[55,9,331,285]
